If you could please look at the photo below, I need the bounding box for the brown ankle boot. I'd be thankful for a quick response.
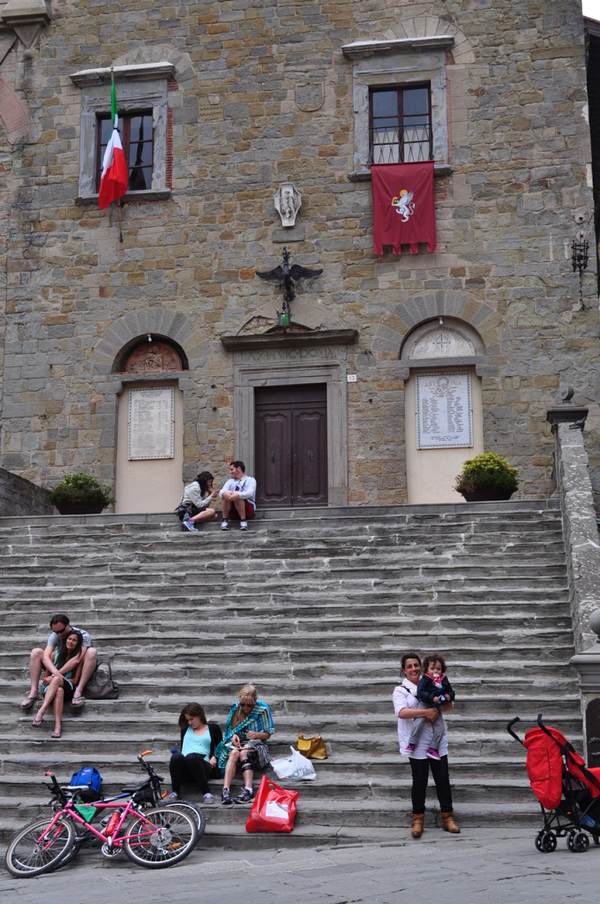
[441,811,460,833]
[411,812,424,838]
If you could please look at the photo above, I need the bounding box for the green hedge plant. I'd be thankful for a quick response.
[454,452,519,501]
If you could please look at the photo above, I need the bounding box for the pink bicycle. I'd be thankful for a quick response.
[5,769,198,876]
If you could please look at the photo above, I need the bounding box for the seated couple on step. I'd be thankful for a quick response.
[178,461,257,533]
[20,612,98,739]
[168,684,274,805]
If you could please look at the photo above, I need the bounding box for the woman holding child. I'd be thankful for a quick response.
[393,652,460,839]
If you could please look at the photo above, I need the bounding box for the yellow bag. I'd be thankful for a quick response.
[297,734,328,760]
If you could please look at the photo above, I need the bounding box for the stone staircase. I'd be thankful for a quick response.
[0,500,581,847]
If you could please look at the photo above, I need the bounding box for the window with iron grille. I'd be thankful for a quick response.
[96,111,154,193]
[370,85,432,165]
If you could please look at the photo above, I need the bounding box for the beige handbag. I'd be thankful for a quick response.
[296,734,328,760]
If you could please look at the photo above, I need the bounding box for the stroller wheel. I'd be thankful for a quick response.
[571,831,590,853]
[535,830,557,853]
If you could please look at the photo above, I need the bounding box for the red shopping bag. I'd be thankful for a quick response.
[245,775,299,833]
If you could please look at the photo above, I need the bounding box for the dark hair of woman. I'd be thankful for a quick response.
[195,471,214,496]
[55,630,83,669]
[178,702,207,733]
[401,652,422,671]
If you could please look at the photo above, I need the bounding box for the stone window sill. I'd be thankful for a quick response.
[348,163,452,182]
[76,189,172,206]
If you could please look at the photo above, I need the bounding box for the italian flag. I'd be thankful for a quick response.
[98,78,128,209]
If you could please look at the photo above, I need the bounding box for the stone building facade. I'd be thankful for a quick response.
[0,0,598,511]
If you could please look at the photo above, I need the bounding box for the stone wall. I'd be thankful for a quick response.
[0,0,598,505]
[0,467,54,515]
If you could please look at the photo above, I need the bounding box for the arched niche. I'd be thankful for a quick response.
[112,334,188,374]
[401,317,486,504]
[400,316,485,365]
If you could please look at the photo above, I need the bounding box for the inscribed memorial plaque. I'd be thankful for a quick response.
[128,387,175,460]
[586,699,600,768]
[416,373,473,449]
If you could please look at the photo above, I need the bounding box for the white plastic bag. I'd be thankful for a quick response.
[271,746,317,781]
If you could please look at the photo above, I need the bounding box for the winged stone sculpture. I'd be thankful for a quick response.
[256,247,323,304]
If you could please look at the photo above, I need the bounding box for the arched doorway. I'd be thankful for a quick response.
[114,337,186,513]
[401,318,485,504]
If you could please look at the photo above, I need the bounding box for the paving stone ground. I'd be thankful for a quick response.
[1,828,597,904]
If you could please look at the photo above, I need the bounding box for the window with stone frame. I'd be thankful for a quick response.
[70,63,175,202]
[343,36,452,179]
[370,84,432,165]
[96,110,154,193]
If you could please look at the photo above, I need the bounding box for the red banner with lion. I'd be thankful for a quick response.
[371,162,436,255]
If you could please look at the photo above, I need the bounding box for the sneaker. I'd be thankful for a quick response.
[234,787,255,804]
[221,790,233,806]
[182,518,197,532]
[203,792,215,804]
[220,520,230,531]
[426,747,441,761]
[239,521,248,531]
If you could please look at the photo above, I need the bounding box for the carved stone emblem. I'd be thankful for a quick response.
[295,79,324,112]
[274,183,302,228]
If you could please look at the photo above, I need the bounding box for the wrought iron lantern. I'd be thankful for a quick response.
[571,231,589,306]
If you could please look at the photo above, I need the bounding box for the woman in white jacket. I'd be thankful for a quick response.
[180,471,218,532]
[392,651,460,839]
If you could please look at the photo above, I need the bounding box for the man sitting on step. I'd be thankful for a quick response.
[20,613,98,711]
[219,461,257,532]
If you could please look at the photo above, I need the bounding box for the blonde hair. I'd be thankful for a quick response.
[231,683,258,727]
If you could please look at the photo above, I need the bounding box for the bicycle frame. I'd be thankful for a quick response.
[43,775,171,851]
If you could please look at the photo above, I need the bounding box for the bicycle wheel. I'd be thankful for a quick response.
[123,805,198,868]
[157,800,206,840]
[5,816,76,877]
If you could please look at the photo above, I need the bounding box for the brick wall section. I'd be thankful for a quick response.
[0,0,597,505]
[0,468,54,515]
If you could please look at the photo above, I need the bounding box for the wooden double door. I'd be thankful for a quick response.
[255,384,328,507]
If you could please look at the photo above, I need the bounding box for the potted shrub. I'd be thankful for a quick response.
[50,472,114,515]
[454,452,519,502]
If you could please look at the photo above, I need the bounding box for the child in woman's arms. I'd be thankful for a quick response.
[406,653,455,760]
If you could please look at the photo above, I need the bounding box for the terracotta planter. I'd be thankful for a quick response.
[460,487,515,502]
[54,497,107,515]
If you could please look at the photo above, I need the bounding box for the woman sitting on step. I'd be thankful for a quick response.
[168,703,223,804]
[32,629,84,739]
[216,684,275,805]
[178,470,219,533]
[392,651,460,839]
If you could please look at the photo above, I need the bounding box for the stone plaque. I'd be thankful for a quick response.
[416,373,473,449]
[128,386,175,460]
[586,698,600,767]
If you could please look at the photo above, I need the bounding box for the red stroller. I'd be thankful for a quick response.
[508,714,600,853]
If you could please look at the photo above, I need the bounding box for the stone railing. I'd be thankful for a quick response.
[547,406,600,652]
[0,467,54,516]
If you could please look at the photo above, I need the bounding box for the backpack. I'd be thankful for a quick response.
[70,766,103,802]
[85,660,119,700]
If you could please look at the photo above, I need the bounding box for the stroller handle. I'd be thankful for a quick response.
[506,716,523,745]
